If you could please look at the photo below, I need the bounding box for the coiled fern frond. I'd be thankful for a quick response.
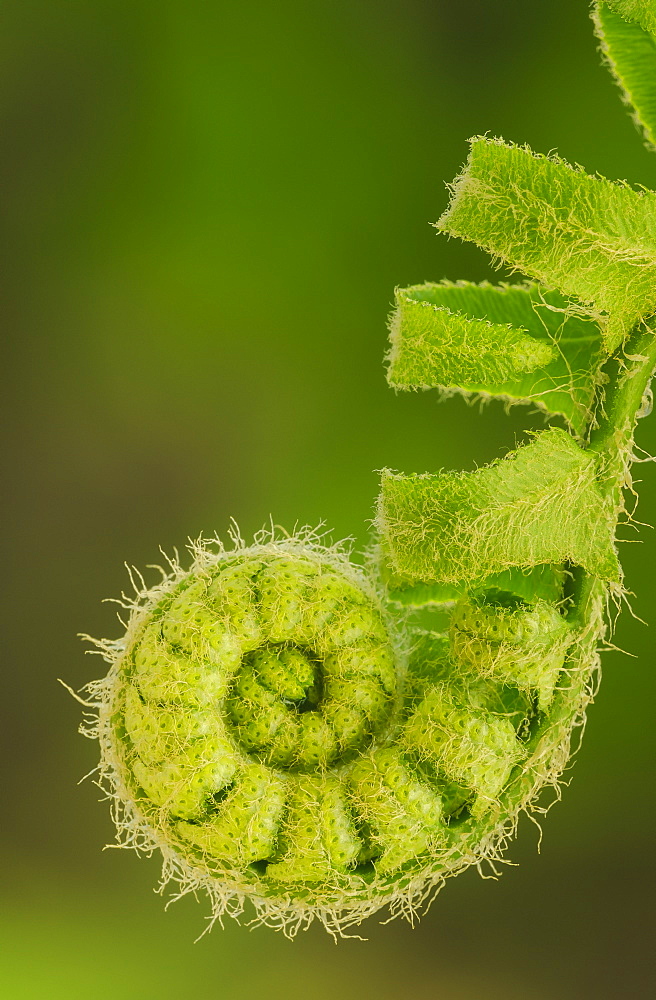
[80,2,656,936]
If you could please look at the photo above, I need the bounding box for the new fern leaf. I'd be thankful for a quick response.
[389,282,603,435]
[79,1,656,937]
[436,136,656,353]
[379,427,619,586]
[595,2,656,146]
[603,0,656,35]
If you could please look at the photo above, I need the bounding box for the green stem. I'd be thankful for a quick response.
[589,321,656,462]
[568,320,656,625]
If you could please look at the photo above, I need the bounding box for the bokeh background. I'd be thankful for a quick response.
[2,1,655,997]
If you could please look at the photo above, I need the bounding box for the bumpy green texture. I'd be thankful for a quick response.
[450,593,573,711]
[595,2,656,147]
[115,548,394,872]
[389,281,603,435]
[91,535,588,933]
[436,136,656,352]
[379,427,619,588]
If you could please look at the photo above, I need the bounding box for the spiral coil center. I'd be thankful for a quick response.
[107,538,573,918]
[227,641,394,771]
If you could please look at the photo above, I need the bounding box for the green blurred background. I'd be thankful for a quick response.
[2,1,654,997]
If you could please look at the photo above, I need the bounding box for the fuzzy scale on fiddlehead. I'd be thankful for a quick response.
[80,2,656,936]
[87,532,548,933]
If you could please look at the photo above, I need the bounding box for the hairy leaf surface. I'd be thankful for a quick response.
[389,281,603,435]
[595,2,656,147]
[378,427,619,587]
[436,137,656,352]
[380,560,567,608]
[603,0,656,34]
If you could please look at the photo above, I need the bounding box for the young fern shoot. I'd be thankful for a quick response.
[81,1,656,936]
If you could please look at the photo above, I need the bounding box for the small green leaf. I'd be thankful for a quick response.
[594,2,656,149]
[389,281,603,435]
[381,560,567,608]
[437,137,656,352]
[378,427,619,587]
[602,0,656,34]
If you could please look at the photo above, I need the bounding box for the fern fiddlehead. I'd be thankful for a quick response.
[82,2,656,936]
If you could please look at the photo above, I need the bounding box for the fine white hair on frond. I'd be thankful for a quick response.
[69,523,606,939]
